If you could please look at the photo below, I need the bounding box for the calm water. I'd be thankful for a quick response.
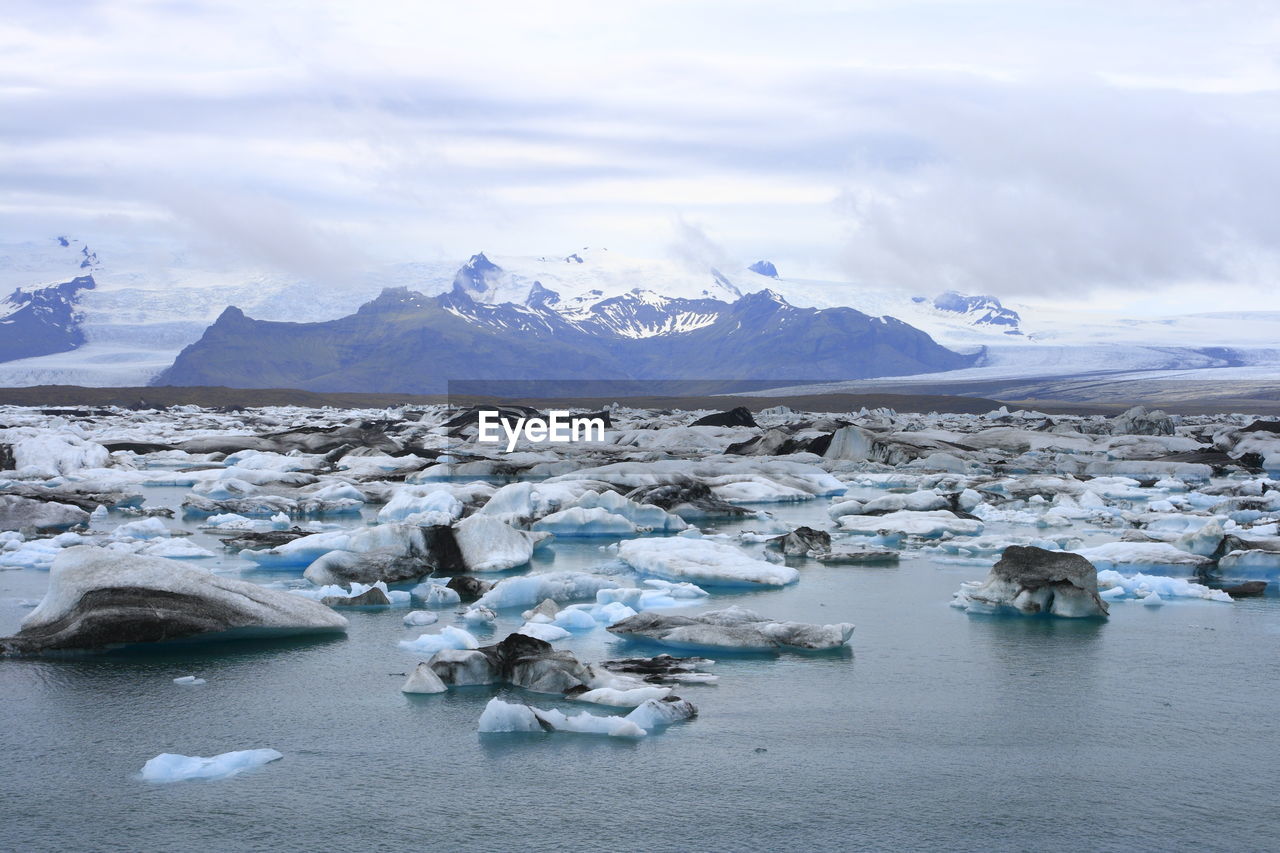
[2,492,1278,852]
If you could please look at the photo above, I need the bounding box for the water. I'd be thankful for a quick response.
[3,491,1279,852]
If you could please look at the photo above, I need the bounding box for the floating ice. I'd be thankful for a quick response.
[838,510,983,539]
[475,571,622,610]
[1073,542,1213,571]
[453,515,545,572]
[398,625,480,655]
[172,675,206,686]
[616,538,798,588]
[401,662,447,694]
[1095,570,1232,602]
[532,506,637,537]
[477,696,695,737]
[609,606,853,651]
[140,749,283,783]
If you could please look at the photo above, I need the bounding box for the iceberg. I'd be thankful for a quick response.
[608,606,853,651]
[2,547,347,655]
[531,506,637,537]
[477,696,695,737]
[140,748,283,783]
[475,571,623,610]
[453,515,546,572]
[398,625,480,656]
[838,510,983,539]
[616,538,798,588]
[951,545,1108,618]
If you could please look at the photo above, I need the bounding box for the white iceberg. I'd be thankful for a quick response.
[140,748,283,783]
[616,538,798,588]
[398,625,480,655]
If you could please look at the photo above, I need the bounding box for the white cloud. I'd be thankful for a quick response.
[0,0,1278,306]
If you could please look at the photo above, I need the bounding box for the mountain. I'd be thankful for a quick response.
[155,280,972,394]
[0,275,96,362]
[920,291,1022,334]
[6,239,1280,389]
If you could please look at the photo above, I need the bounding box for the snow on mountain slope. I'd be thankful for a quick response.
[2,237,1279,389]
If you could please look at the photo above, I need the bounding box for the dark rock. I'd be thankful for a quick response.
[1219,580,1267,597]
[216,528,313,551]
[726,428,794,456]
[691,407,757,428]
[625,480,748,518]
[322,586,392,607]
[446,575,493,601]
[101,441,176,454]
[1240,420,1280,434]
[767,526,831,556]
[598,654,717,684]
[306,549,434,586]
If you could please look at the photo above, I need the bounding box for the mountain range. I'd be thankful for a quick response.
[2,238,1279,392]
[155,256,971,393]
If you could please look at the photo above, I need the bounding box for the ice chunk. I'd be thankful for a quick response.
[616,538,798,588]
[377,485,464,523]
[1095,570,1232,602]
[461,605,497,626]
[140,749,283,783]
[403,610,439,627]
[477,698,646,737]
[398,625,479,655]
[609,606,853,651]
[401,662,447,694]
[574,686,672,707]
[475,572,622,610]
[172,675,206,686]
[532,507,637,537]
[110,518,170,540]
[410,581,462,608]
[453,515,544,572]
[517,622,572,642]
[3,547,347,654]
[838,510,983,539]
[1073,542,1213,571]
[625,696,698,730]
[950,545,1108,618]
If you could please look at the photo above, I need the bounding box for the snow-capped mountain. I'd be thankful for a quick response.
[0,275,97,362]
[156,279,972,393]
[917,291,1022,334]
[3,237,1280,389]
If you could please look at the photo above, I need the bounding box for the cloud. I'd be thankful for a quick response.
[0,0,1278,306]
[829,77,1280,296]
[666,218,731,273]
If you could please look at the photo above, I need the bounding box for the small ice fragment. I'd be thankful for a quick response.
[140,748,282,782]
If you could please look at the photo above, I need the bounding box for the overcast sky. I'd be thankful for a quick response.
[2,0,1279,311]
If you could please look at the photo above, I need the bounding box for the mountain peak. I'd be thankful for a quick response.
[525,281,561,309]
[931,290,1021,331]
[748,260,779,278]
[741,288,789,306]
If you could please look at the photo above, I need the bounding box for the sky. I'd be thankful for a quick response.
[2,0,1279,312]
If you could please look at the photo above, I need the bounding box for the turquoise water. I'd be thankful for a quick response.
[2,492,1278,852]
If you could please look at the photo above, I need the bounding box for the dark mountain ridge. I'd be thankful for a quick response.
[155,276,973,393]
